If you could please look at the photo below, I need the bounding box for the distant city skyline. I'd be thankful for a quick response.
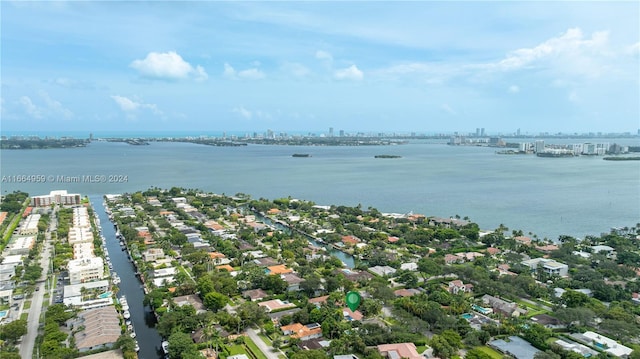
[1,2,638,133]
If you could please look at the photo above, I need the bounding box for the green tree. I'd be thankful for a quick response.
[464,348,493,359]
[430,335,456,359]
[168,331,199,359]
[203,291,228,312]
[0,319,27,342]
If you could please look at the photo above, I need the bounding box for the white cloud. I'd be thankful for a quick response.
[18,92,73,120]
[334,65,363,81]
[130,51,208,81]
[485,28,611,76]
[238,68,265,80]
[508,85,520,93]
[19,96,43,119]
[626,42,640,55]
[40,91,73,119]
[110,95,162,116]
[315,50,333,62]
[223,63,265,80]
[232,106,252,119]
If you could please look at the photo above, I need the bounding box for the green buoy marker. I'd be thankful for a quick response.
[346,291,361,312]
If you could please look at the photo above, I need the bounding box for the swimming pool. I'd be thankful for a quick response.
[461,313,473,320]
[99,291,113,299]
[0,310,8,318]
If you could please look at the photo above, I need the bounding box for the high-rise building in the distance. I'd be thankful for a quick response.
[329,127,334,137]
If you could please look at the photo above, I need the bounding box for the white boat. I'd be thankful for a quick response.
[130,331,136,338]
[122,304,129,311]
[134,341,140,352]
[162,341,169,354]
[123,310,130,319]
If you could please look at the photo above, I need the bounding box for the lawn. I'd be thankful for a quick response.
[23,301,31,310]
[245,336,268,359]
[258,333,273,345]
[227,345,248,356]
[475,346,503,359]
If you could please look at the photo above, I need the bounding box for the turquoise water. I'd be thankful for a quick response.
[461,313,473,319]
[2,139,639,240]
[0,310,7,317]
[99,291,112,299]
[472,304,492,314]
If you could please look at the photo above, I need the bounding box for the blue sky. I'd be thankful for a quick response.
[1,1,639,135]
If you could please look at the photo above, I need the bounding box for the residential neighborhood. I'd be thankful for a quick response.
[0,187,639,359]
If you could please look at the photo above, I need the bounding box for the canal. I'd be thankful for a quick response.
[255,212,358,268]
[91,196,164,359]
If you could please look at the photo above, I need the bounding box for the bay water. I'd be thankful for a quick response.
[1,139,639,240]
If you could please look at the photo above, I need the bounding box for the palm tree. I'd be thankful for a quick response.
[203,320,220,357]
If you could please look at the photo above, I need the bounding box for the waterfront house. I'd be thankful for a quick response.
[68,257,105,284]
[514,236,532,246]
[70,306,121,352]
[342,235,361,246]
[428,217,469,228]
[142,248,165,262]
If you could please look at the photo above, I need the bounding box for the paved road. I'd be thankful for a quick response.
[245,327,284,359]
[20,208,56,359]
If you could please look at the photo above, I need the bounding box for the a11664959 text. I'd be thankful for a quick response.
[1,174,128,183]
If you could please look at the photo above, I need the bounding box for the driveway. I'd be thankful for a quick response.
[245,327,284,359]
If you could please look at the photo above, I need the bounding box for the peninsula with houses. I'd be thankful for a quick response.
[0,188,638,359]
